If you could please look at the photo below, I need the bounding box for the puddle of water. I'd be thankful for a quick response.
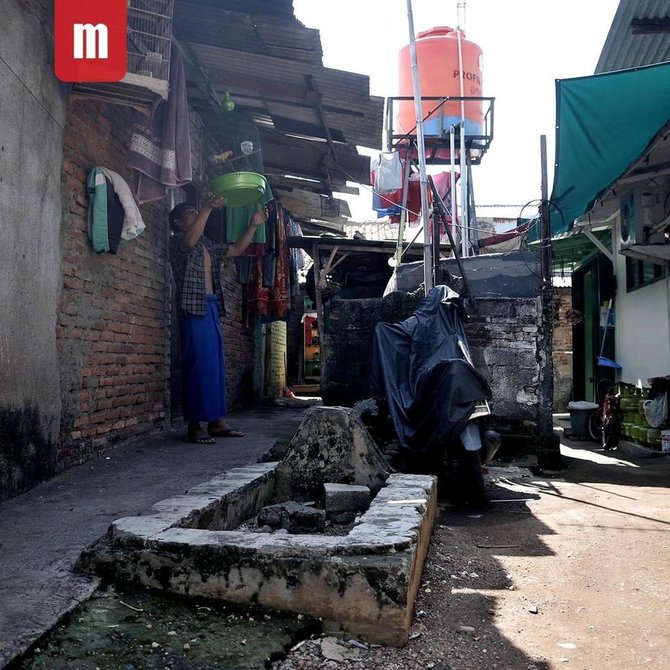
[19,584,319,670]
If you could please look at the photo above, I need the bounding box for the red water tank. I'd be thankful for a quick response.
[396,26,484,138]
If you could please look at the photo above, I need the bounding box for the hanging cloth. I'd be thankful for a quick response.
[87,167,145,253]
[128,52,192,203]
[375,151,404,193]
[246,205,291,321]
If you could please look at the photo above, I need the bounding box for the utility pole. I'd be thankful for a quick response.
[540,135,551,282]
[457,2,468,258]
[538,134,559,467]
[406,0,433,294]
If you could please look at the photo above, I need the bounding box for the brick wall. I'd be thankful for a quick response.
[465,298,542,422]
[552,286,573,411]
[221,261,256,409]
[265,321,287,397]
[322,293,547,439]
[57,98,169,468]
[57,96,256,469]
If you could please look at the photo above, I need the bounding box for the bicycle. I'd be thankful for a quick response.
[587,377,620,450]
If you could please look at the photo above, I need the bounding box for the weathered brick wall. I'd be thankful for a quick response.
[57,98,169,468]
[321,292,427,406]
[221,263,256,410]
[465,298,541,422]
[552,286,573,411]
[265,321,287,397]
[221,258,256,410]
[323,293,545,432]
[57,97,255,469]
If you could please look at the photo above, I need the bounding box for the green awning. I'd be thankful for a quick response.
[550,227,611,272]
[550,61,670,237]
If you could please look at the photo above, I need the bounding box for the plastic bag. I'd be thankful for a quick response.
[375,151,403,193]
[644,393,668,428]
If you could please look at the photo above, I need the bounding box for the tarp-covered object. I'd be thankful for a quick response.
[372,285,492,454]
[550,61,670,237]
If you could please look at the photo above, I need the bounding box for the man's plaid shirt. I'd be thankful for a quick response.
[169,233,230,318]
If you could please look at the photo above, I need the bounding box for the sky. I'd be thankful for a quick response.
[292,0,620,222]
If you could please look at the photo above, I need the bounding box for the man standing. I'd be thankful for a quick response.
[169,191,267,444]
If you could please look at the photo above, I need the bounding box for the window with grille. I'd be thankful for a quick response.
[625,256,667,291]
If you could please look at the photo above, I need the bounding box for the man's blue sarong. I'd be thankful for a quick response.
[180,294,227,422]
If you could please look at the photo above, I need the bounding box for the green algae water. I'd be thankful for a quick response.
[19,585,319,669]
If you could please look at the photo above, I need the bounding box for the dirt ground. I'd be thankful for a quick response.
[272,432,670,670]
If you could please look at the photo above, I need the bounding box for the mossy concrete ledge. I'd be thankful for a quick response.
[78,465,437,646]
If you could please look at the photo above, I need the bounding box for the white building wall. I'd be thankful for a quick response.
[612,215,670,386]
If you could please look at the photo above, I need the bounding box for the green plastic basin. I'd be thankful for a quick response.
[211,171,267,207]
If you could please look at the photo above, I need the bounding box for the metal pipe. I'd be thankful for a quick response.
[540,135,551,282]
[406,0,433,294]
[450,125,457,252]
[456,9,469,258]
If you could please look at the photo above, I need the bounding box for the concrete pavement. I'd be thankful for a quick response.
[0,406,307,668]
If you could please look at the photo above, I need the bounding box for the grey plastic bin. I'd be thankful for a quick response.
[567,401,599,439]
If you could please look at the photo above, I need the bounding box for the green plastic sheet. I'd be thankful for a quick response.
[550,61,670,236]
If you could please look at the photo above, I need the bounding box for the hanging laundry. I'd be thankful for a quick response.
[390,172,431,225]
[373,151,404,193]
[246,205,291,322]
[128,52,192,203]
[431,171,460,242]
[87,167,145,254]
[370,165,402,218]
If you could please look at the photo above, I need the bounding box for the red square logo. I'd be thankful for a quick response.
[54,0,127,82]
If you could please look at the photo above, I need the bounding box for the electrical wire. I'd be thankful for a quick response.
[0,54,65,131]
[333,160,538,239]
[514,198,569,286]
[329,155,569,283]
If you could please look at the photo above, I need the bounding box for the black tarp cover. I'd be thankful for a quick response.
[372,285,492,454]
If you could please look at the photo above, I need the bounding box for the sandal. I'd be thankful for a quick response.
[184,433,216,445]
[208,428,244,438]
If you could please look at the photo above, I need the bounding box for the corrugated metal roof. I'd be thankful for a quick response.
[596,0,670,72]
[173,0,382,221]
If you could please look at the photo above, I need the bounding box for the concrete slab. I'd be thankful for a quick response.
[0,406,306,669]
[80,467,437,646]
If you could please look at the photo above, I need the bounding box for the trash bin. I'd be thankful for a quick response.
[567,401,599,439]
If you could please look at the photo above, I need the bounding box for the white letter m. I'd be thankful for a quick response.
[73,23,109,59]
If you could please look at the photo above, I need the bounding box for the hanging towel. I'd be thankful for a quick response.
[128,51,192,203]
[87,167,145,253]
[98,167,146,240]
